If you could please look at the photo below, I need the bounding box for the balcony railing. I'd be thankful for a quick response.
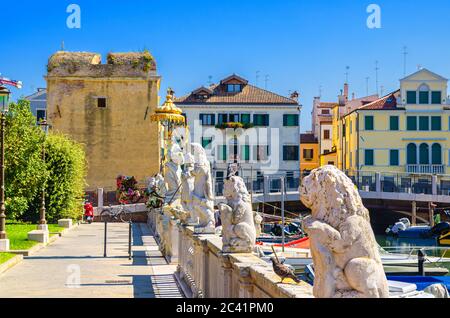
[406,165,445,175]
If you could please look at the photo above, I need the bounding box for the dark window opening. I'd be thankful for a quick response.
[97,98,107,108]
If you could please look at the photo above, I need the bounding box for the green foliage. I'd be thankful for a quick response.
[5,100,47,220]
[4,99,86,222]
[43,133,86,222]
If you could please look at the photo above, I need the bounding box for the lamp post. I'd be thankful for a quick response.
[0,86,10,251]
[150,88,186,171]
[38,120,49,231]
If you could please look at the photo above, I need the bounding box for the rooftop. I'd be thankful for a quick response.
[300,133,318,144]
[175,74,298,106]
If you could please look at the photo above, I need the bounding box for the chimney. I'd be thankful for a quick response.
[344,83,349,101]
[352,92,355,100]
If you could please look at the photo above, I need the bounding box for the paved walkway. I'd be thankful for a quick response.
[0,223,183,298]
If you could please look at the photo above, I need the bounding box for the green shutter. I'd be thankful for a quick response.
[431,91,442,104]
[219,145,227,161]
[202,138,212,149]
[407,144,417,165]
[390,116,399,130]
[431,116,442,131]
[240,114,250,124]
[419,116,429,131]
[407,116,417,131]
[419,91,429,104]
[284,114,299,127]
[432,144,442,165]
[365,116,374,130]
[419,144,429,164]
[407,91,417,104]
[365,150,374,166]
[241,145,250,161]
[390,150,399,166]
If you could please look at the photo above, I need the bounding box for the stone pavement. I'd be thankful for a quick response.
[0,222,183,298]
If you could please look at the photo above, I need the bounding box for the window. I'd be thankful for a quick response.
[390,150,399,166]
[419,91,429,104]
[407,143,417,165]
[283,114,299,127]
[432,91,442,104]
[36,110,46,122]
[240,114,251,124]
[419,116,429,131]
[365,149,374,166]
[218,114,228,124]
[253,114,269,126]
[407,91,417,104]
[255,145,269,161]
[321,109,330,115]
[419,143,429,164]
[227,84,242,93]
[200,114,215,126]
[407,116,417,131]
[229,114,239,122]
[365,116,374,130]
[431,116,442,131]
[390,116,399,131]
[201,137,213,149]
[218,145,227,161]
[303,149,314,160]
[241,145,250,162]
[432,143,442,165]
[283,145,299,161]
[97,97,107,108]
[342,123,346,137]
[323,129,330,140]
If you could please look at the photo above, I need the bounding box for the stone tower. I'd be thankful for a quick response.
[46,51,161,190]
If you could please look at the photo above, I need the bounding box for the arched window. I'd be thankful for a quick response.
[407,143,417,165]
[418,84,430,104]
[432,143,442,165]
[419,143,429,164]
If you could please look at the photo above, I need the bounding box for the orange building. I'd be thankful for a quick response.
[300,133,320,174]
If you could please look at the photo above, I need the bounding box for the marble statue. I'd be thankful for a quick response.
[254,212,263,238]
[176,152,195,224]
[300,165,389,298]
[190,143,216,233]
[163,144,184,206]
[218,176,257,253]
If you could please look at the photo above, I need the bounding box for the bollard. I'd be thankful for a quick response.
[103,221,108,258]
[128,221,132,261]
[418,249,425,276]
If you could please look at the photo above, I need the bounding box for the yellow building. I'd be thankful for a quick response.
[300,133,320,173]
[339,68,450,180]
[46,51,161,190]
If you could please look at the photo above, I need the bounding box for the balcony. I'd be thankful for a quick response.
[406,165,445,175]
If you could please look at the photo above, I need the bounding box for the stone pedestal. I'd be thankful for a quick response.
[37,224,49,231]
[28,230,49,244]
[58,219,73,228]
[0,239,10,252]
[168,218,180,264]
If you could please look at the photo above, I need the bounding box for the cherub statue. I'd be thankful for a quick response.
[300,165,389,298]
[163,144,184,207]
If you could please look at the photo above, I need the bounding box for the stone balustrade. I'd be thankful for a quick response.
[147,208,313,298]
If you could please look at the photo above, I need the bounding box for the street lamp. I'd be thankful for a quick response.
[150,88,186,171]
[38,120,49,231]
[0,86,10,251]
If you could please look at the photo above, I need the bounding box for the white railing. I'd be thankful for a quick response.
[406,165,445,174]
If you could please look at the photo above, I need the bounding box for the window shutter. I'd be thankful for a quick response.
[407,116,417,131]
[431,116,441,131]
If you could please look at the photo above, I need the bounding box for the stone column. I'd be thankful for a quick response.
[411,201,417,226]
[97,188,104,208]
[432,175,438,196]
[375,172,381,193]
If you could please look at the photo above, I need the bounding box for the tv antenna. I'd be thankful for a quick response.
[402,46,408,76]
[345,66,350,83]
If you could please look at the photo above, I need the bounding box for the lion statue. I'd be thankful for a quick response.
[218,176,257,253]
[300,165,389,298]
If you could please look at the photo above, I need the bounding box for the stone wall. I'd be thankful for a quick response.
[147,209,313,298]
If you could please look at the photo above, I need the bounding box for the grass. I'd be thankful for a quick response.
[0,252,15,265]
[6,222,65,250]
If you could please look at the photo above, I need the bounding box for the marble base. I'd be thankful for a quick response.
[37,224,49,231]
[28,230,49,244]
[193,226,216,234]
[58,219,73,228]
[0,239,10,251]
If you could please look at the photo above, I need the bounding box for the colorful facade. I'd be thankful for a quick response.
[300,133,320,173]
[337,69,450,177]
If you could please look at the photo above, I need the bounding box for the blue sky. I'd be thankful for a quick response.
[2,0,450,131]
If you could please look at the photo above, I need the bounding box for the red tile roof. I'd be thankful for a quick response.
[175,77,298,105]
[359,90,401,110]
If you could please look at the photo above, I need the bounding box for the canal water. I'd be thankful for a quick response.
[376,235,450,276]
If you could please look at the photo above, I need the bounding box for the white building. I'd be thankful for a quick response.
[174,74,301,192]
[24,88,47,123]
